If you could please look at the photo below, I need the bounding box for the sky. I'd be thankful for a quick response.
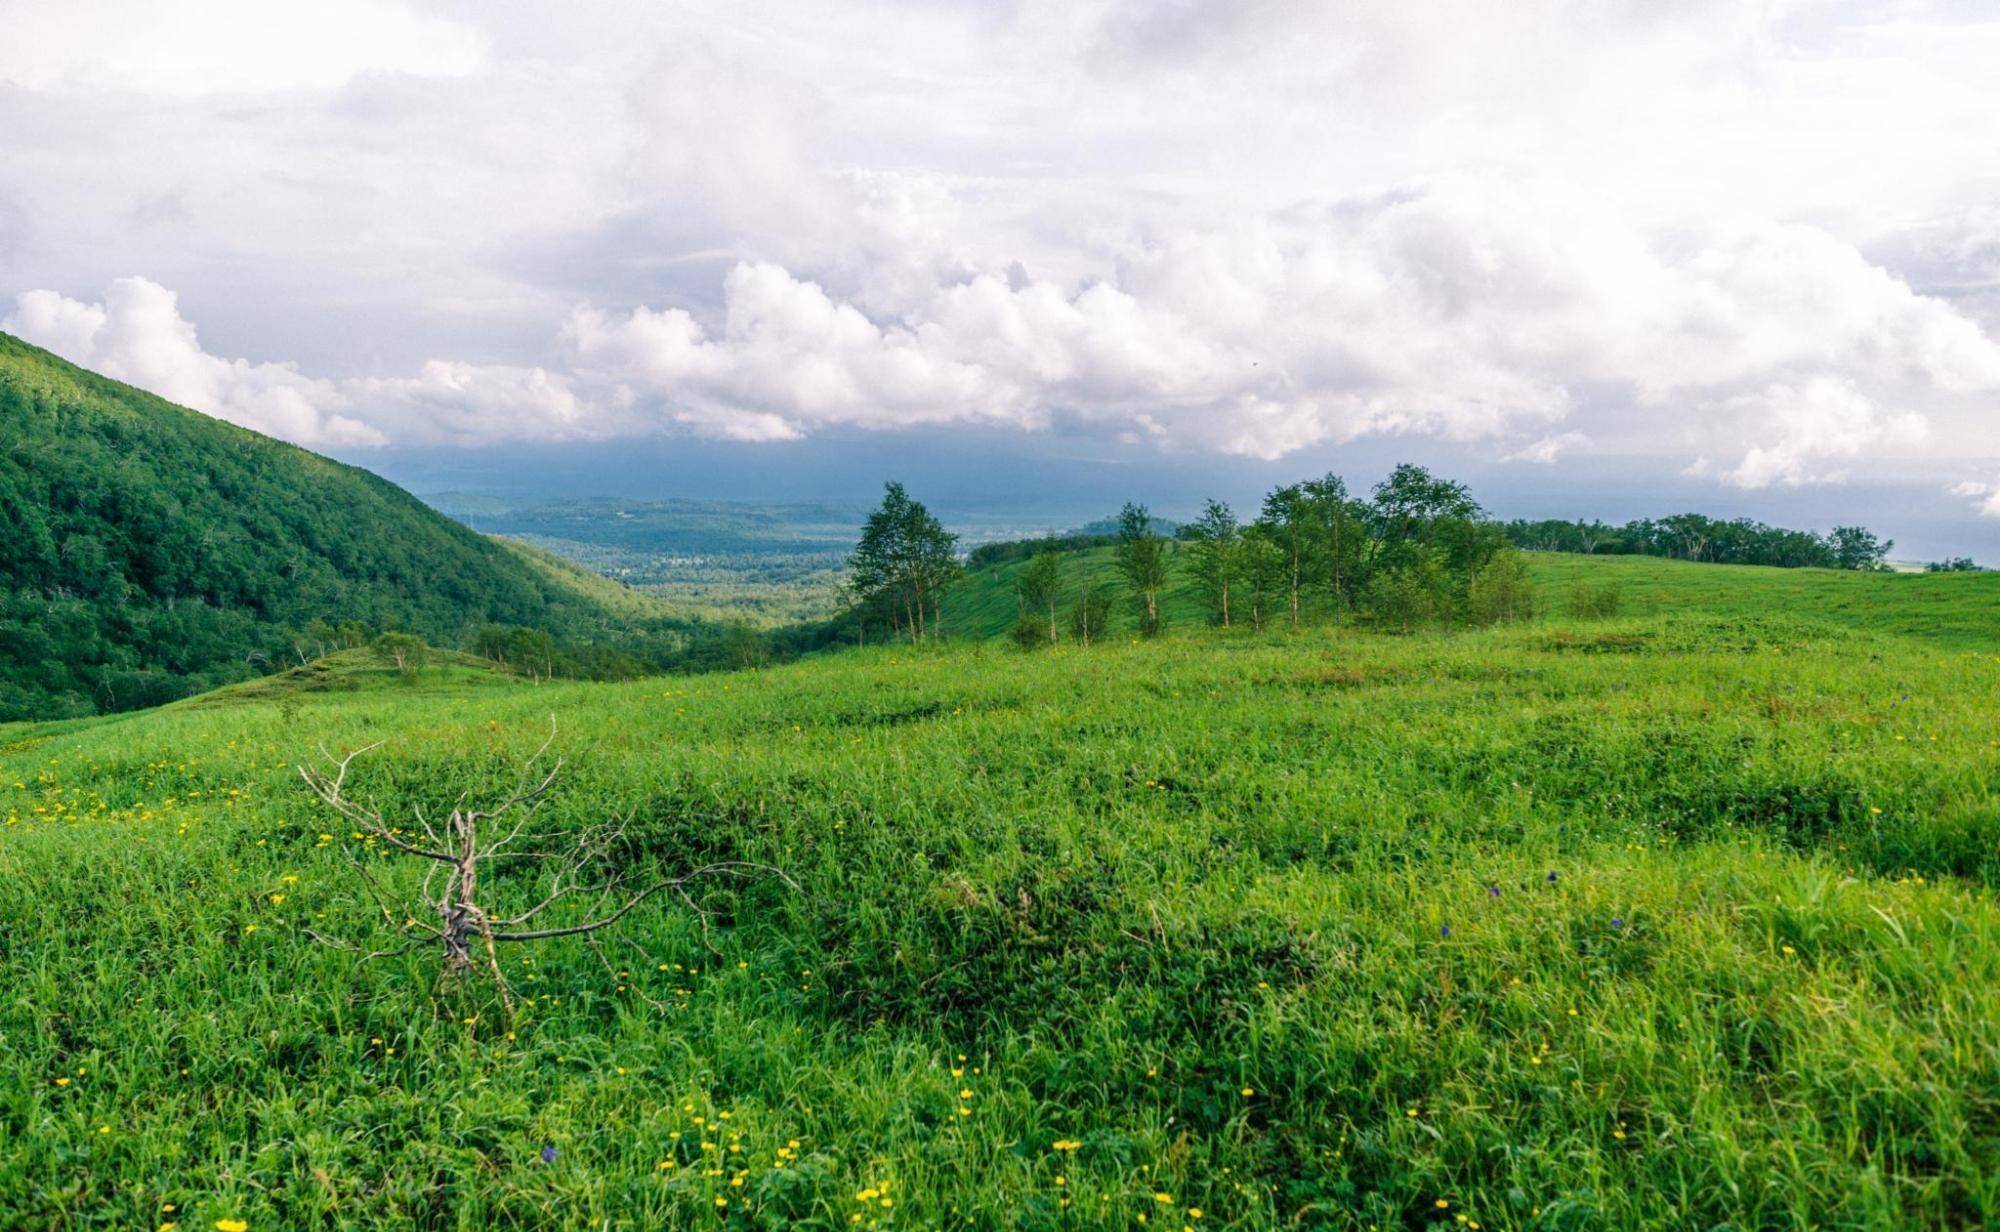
[3,1,1999,556]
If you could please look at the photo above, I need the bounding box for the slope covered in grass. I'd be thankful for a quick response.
[938,543,2000,646]
[0,332,700,721]
[171,646,522,709]
[5,584,1999,1229]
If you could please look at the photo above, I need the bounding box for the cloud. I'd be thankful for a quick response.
[4,278,594,449]
[1946,477,2000,519]
[6,278,383,447]
[1504,433,1589,465]
[16,172,2000,478]
[3,0,2000,506]
[1714,379,1927,489]
[561,182,2000,466]
[0,0,483,95]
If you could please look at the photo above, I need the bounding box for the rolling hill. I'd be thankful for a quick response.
[5,565,1998,1228]
[936,540,2000,646]
[0,331,703,720]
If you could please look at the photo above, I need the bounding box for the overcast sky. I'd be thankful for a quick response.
[5,1,2000,552]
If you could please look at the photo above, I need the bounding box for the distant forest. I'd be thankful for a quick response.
[1501,515,1892,570]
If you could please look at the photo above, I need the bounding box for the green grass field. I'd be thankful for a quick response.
[4,556,1999,1230]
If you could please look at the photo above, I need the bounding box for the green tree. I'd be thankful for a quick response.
[1113,502,1170,636]
[468,623,513,664]
[1365,550,1453,631]
[724,621,769,669]
[1240,527,1287,632]
[303,618,339,660]
[1187,499,1243,627]
[507,627,556,681]
[1015,542,1063,645]
[1257,483,1311,626]
[1301,473,1362,613]
[373,631,426,674]
[1369,464,1481,572]
[1827,525,1893,571]
[1069,575,1113,646]
[848,482,961,643]
[1465,550,1536,625]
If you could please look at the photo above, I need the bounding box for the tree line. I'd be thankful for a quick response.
[1109,464,1533,638]
[843,465,1540,648]
[1501,514,1892,570]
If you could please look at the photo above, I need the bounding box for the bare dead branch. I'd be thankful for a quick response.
[303,929,419,962]
[587,934,667,1012]
[297,723,795,1013]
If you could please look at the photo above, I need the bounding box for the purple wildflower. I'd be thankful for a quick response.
[1610,917,1625,929]
[541,1145,558,1164]
[1440,925,1451,938]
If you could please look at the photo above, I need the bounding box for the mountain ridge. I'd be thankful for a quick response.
[0,330,704,719]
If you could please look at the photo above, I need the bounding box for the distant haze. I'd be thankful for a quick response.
[369,432,1996,565]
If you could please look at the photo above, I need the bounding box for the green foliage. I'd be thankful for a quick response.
[1505,512,1895,569]
[940,542,2000,650]
[372,632,427,674]
[1362,551,1455,630]
[0,332,732,720]
[1567,579,1628,619]
[1238,528,1288,631]
[1113,502,1171,636]
[6,557,2000,1228]
[1465,548,1537,625]
[1015,543,1063,644]
[847,482,961,643]
[1009,611,1050,649]
[1185,498,1243,626]
[724,620,771,669]
[1068,574,1114,645]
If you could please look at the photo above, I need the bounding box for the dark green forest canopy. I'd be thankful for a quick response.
[0,332,710,720]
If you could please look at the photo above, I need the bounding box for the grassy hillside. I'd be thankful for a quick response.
[171,646,522,710]
[938,541,1206,639]
[0,332,701,721]
[939,544,2000,645]
[4,560,1998,1229]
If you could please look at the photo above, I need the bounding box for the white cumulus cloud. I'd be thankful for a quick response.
[4,279,598,449]
[0,0,483,95]
[4,0,2000,507]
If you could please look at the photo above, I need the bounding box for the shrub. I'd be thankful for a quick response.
[1567,581,1626,618]
[1466,550,1536,625]
[1010,613,1050,650]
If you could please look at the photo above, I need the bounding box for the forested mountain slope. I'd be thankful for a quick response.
[0,332,696,719]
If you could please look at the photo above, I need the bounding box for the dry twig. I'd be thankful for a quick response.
[298,720,794,1015]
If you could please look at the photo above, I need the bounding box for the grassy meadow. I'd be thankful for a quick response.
[4,556,1999,1230]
